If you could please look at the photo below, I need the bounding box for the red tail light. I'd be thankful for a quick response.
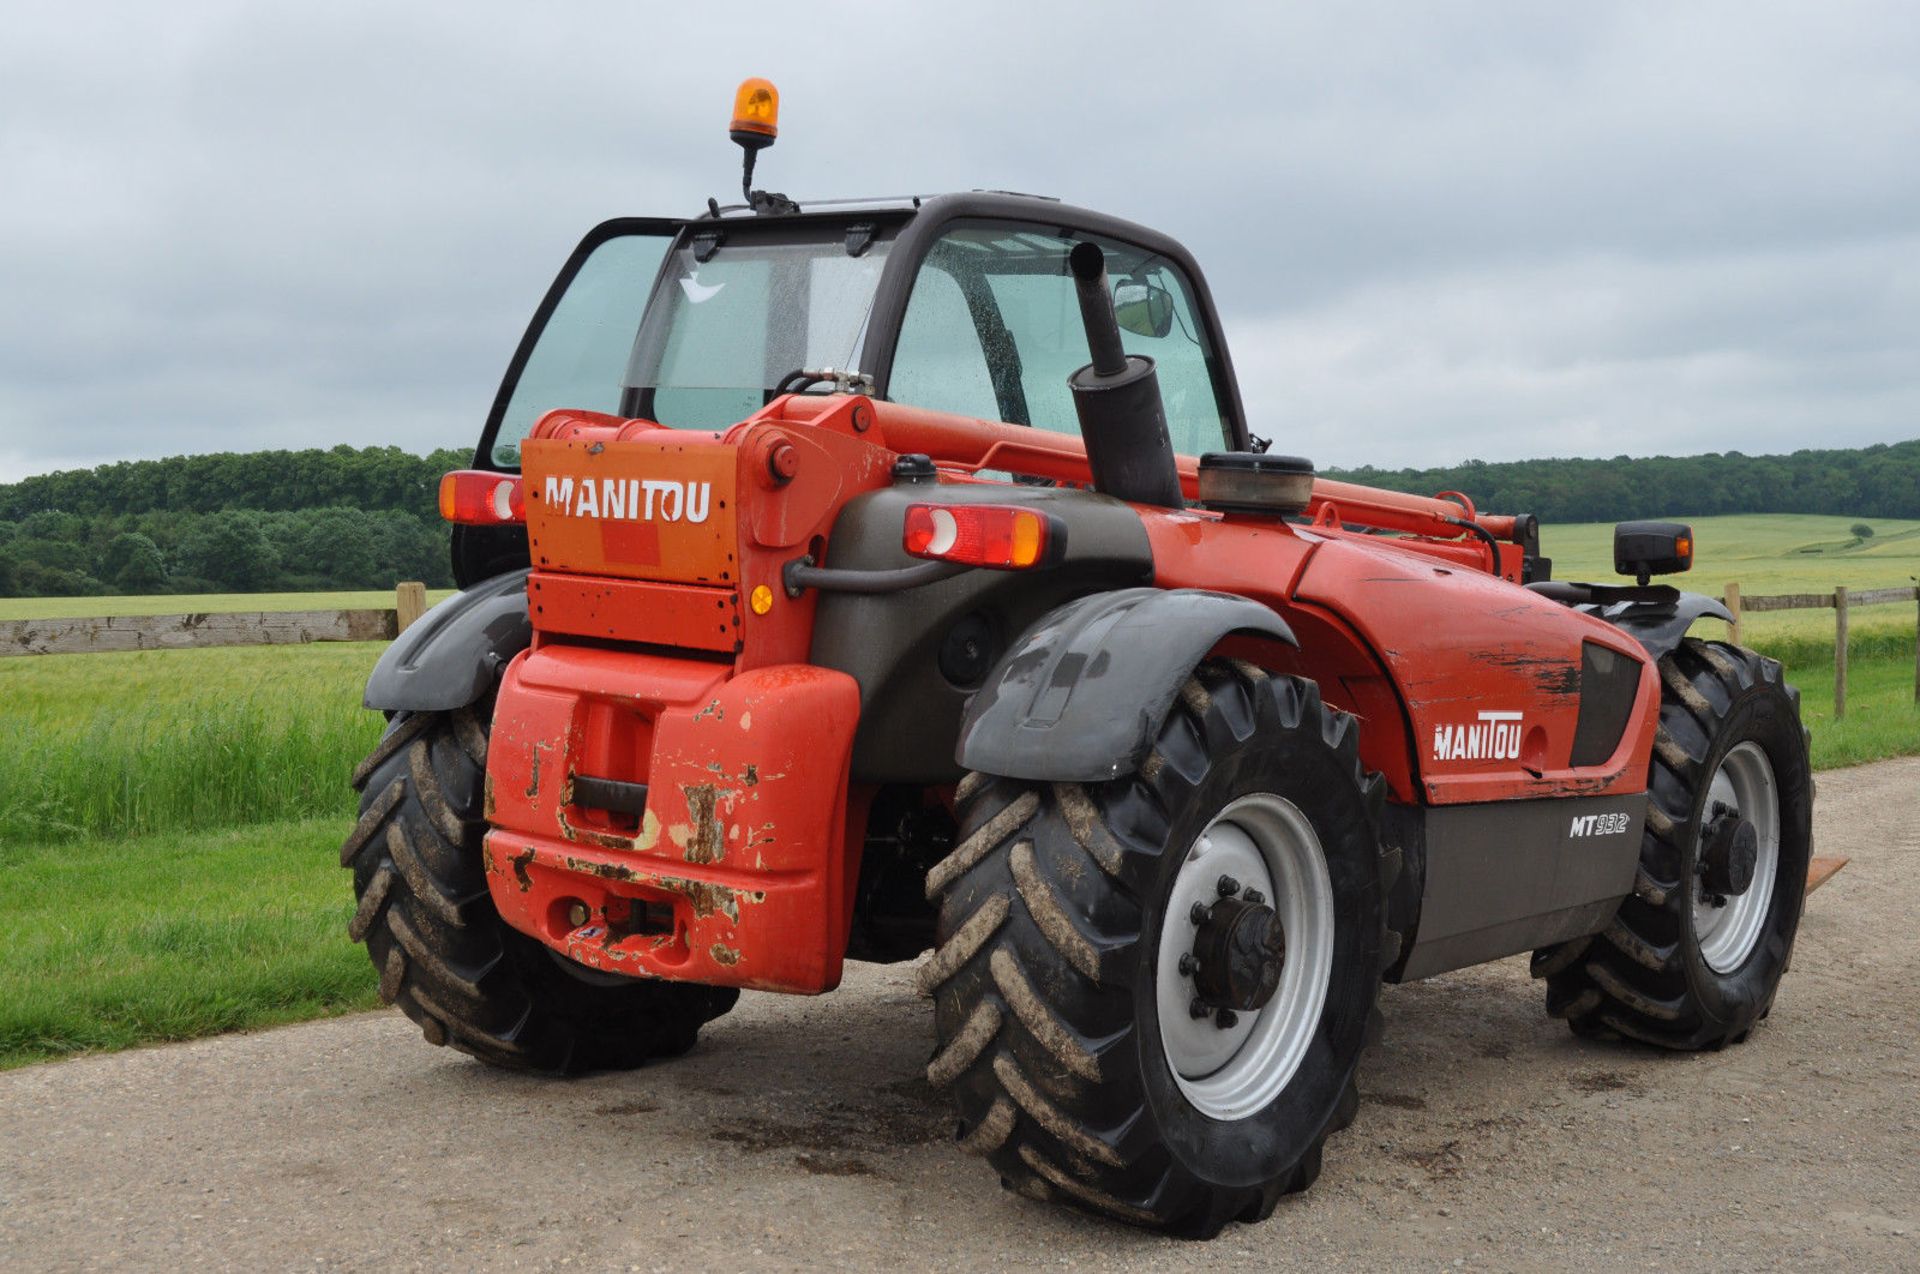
[903,503,1060,570]
[439,470,525,525]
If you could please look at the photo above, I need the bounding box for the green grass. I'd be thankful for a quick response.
[0,819,378,1070]
[0,588,455,621]
[0,644,384,846]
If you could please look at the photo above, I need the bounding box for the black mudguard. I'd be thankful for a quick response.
[954,587,1297,783]
[362,568,531,712]
[1529,582,1735,662]
[1599,590,1737,661]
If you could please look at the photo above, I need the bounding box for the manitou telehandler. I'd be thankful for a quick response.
[342,79,1815,1236]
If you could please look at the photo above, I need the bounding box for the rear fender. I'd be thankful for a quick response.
[955,587,1297,782]
[363,568,531,712]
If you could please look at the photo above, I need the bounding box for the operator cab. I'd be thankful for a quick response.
[462,193,1251,584]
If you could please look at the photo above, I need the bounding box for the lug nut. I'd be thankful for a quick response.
[1189,996,1211,1019]
[1216,875,1241,897]
[1215,1008,1239,1030]
[1190,901,1211,926]
[1243,888,1265,905]
[566,901,590,928]
[1178,953,1199,977]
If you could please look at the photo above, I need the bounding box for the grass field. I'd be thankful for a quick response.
[0,514,1914,1069]
[0,820,377,1069]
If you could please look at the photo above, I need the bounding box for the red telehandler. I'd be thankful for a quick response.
[342,79,1815,1236]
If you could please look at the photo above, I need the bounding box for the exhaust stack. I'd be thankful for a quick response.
[1066,242,1184,509]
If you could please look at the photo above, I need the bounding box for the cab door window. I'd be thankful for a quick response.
[887,225,1232,456]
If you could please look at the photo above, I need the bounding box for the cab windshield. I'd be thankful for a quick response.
[623,235,890,429]
[489,227,889,466]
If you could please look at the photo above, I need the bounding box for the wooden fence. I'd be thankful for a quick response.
[6,580,1916,718]
[0,582,430,658]
[1723,583,1920,718]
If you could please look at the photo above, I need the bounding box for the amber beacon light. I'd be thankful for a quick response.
[729,78,780,148]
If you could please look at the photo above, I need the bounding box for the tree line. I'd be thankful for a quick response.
[1321,439,1920,523]
[1,437,1916,598]
[0,445,466,597]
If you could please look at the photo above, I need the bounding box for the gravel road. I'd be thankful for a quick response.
[3,757,1916,1272]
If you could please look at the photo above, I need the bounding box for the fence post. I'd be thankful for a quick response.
[1833,585,1848,721]
[1913,584,1919,706]
[1724,581,1743,646]
[395,581,428,635]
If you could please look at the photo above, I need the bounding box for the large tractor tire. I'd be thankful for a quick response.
[921,660,1398,1237]
[339,705,737,1074]
[1533,638,1813,1048]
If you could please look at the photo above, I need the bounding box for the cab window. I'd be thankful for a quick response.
[887,225,1232,456]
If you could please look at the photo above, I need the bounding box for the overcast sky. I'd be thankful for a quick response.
[3,1,1917,480]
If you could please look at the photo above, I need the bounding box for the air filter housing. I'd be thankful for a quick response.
[1197,452,1315,516]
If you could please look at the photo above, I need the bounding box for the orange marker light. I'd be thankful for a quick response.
[1675,536,1692,560]
[730,78,780,144]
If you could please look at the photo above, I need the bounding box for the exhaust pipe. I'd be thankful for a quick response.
[1066,242,1184,509]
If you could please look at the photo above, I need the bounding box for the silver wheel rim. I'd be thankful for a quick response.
[1693,741,1780,973]
[1155,793,1335,1121]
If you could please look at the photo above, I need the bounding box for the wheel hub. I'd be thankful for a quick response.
[1699,803,1758,901]
[1189,886,1286,1015]
[1155,794,1335,1120]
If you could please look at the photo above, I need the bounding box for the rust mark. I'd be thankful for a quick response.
[653,875,741,921]
[482,775,496,821]
[510,847,536,892]
[709,941,742,966]
[524,741,553,799]
[742,763,759,787]
[480,841,496,875]
[674,784,728,864]
[650,876,765,922]
[563,855,642,883]
[693,698,725,722]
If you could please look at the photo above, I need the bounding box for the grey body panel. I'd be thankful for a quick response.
[362,568,531,712]
[1391,792,1647,982]
[956,587,1298,783]
[810,483,1154,784]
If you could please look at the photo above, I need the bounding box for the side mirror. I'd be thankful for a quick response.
[1113,280,1174,339]
[1614,520,1693,586]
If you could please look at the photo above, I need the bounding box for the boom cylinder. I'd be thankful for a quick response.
[1065,242,1184,509]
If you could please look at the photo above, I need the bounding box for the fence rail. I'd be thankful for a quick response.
[1724,582,1920,718]
[7,580,1917,717]
[0,583,428,658]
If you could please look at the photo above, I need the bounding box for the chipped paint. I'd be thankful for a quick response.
[738,709,752,731]
[482,774,496,821]
[693,698,725,722]
[709,942,742,966]
[510,847,536,892]
[673,783,729,864]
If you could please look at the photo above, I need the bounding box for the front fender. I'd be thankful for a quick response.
[363,568,531,712]
[955,587,1297,783]
[1584,590,1735,662]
